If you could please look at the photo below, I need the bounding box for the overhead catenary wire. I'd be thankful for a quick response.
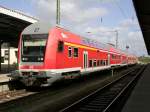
[110,0,141,55]
[112,0,129,19]
[98,0,141,55]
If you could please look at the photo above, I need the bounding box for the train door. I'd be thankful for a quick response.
[108,53,110,65]
[83,51,88,69]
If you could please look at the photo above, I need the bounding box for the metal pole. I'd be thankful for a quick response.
[8,43,10,72]
[115,30,118,48]
[56,0,60,25]
[111,69,114,77]
[0,40,1,72]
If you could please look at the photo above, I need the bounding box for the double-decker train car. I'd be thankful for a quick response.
[11,22,138,86]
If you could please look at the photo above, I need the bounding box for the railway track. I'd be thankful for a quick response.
[0,64,145,112]
[60,65,146,112]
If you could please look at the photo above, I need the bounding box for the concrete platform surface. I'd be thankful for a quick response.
[0,74,11,83]
[122,64,150,112]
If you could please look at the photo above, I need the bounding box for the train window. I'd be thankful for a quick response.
[104,60,106,66]
[93,60,97,67]
[104,60,107,66]
[102,60,104,66]
[98,60,101,66]
[101,60,103,66]
[74,48,78,57]
[100,60,103,66]
[112,54,115,59]
[117,55,118,59]
[103,60,105,66]
[58,41,64,52]
[106,60,108,65]
[97,60,99,66]
[89,60,93,67]
[68,47,72,57]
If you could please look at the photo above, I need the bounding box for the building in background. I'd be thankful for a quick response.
[1,48,18,65]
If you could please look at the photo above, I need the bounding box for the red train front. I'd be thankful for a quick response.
[11,22,138,86]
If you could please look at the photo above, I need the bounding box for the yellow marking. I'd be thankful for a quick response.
[64,42,97,51]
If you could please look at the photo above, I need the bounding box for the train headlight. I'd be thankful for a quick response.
[22,58,27,61]
[38,58,44,61]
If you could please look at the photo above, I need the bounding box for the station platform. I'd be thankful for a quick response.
[122,64,150,112]
[0,74,11,83]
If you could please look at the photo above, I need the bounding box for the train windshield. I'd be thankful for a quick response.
[21,34,48,62]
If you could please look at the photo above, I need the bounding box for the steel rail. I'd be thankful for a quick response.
[60,65,146,112]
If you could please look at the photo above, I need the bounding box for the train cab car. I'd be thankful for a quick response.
[10,22,109,86]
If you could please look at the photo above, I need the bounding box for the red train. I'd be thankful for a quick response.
[11,22,138,86]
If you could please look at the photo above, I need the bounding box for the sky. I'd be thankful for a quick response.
[0,0,148,56]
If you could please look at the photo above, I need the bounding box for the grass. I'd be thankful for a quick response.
[138,56,150,64]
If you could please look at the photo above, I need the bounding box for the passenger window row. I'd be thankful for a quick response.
[68,46,78,58]
[89,59,108,67]
[112,54,121,59]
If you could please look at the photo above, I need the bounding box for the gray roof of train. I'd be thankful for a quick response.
[22,22,54,35]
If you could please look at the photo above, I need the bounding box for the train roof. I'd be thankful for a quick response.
[21,21,136,56]
[21,21,108,49]
[22,21,53,35]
